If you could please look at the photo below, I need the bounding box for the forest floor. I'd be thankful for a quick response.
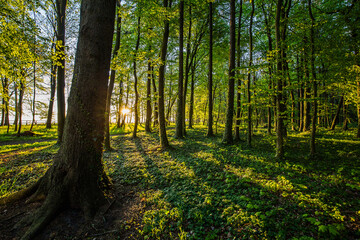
[0,124,360,239]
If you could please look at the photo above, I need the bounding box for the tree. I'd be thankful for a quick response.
[105,0,122,149]
[207,0,214,137]
[222,0,236,144]
[247,0,255,146]
[2,1,117,239]
[175,0,184,139]
[158,0,172,149]
[132,16,141,138]
[56,0,67,143]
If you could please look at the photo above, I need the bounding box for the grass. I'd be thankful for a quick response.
[1,124,359,239]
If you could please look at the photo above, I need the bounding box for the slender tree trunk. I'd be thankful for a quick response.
[275,0,285,158]
[308,0,317,157]
[116,79,123,128]
[30,61,36,131]
[105,2,122,149]
[158,0,172,149]
[247,0,254,146]
[330,96,343,130]
[56,0,67,143]
[132,16,141,138]
[14,83,18,131]
[1,78,9,126]
[343,104,348,131]
[188,63,195,128]
[235,0,243,140]
[207,1,214,137]
[183,5,192,136]
[152,66,159,127]
[17,81,24,136]
[145,47,152,132]
[175,0,184,138]
[222,0,236,144]
[46,55,57,129]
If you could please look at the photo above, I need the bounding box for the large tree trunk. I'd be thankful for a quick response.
[158,0,172,149]
[10,1,116,239]
[247,0,254,146]
[56,0,67,143]
[152,66,158,127]
[222,0,236,144]
[207,1,214,137]
[132,16,141,138]
[235,0,243,141]
[105,2,122,149]
[46,55,57,129]
[175,0,184,138]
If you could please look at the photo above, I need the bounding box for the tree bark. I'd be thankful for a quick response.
[16,1,116,239]
[175,0,184,138]
[222,0,236,144]
[105,2,122,149]
[56,0,67,143]
[14,83,18,131]
[207,1,214,137]
[158,0,172,149]
[30,61,36,132]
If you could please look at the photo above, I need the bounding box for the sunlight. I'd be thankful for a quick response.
[121,107,131,115]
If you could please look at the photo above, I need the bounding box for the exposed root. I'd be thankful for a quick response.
[0,179,41,206]
[20,188,65,240]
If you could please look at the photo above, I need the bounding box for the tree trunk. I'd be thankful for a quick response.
[105,2,122,149]
[207,1,214,137]
[17,81,24,136]
[308,0,317,157]
[30,61,36,132]
[175,0,184,138]
[46,54,57,129]
[14,83,18,131]
[235,0,243,141]
[222,0,236,144]
[275,0,285,159]
[14,2,116,239]
[158,0,172,149]
[56,0,67,143]
[183,5,192,136]
[188,63,195,128]
[343,104,348,131]
[145,47,152,132]
[152,66,159,127]
[1,78,9,126]
[132,16,141,138]
[247,0,254,146]
[330,96,343,130]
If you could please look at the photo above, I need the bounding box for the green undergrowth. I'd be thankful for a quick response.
[110,125,360,240]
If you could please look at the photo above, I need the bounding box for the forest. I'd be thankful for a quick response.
[0,0,360,239]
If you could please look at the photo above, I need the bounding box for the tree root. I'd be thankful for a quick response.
[0,178,41,206]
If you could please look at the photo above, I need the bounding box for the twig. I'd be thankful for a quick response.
[88,230,119,237]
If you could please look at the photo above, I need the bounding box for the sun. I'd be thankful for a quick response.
[121,108,130,115]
